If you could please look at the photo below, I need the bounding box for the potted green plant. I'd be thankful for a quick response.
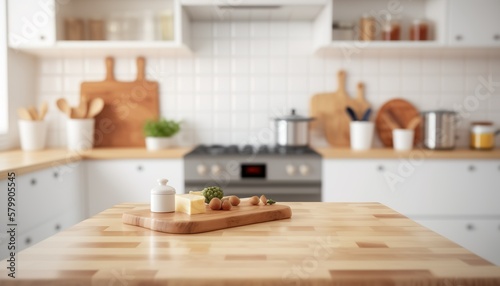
[143,118,181,151]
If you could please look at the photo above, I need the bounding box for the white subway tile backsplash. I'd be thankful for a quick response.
[231,39,250,56]
[250,22,269,37]
[231,58,250,74]
[231,22,250,38]
[250,39,269,56]
[35,20,500,148]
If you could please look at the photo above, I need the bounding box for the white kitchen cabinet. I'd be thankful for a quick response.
[86,159,184,216]
[323,159,500,217]
[0,163,85,260]
[7,0,56,48]
[415,218,500,265]
[448,0,500,46]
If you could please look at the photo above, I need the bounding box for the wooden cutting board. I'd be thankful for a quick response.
[375,98,422,147]
[80,57,159,147]
[310,71,371,147]
[122,200,292,234]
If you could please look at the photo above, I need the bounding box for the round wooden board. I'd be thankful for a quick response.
[375,98,421,147]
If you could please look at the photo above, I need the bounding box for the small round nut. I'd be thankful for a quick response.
[260,195,267,205]
[221,200,232,210]
[249,196,260,205]
[209,198,222,210]
[229,196,240,206]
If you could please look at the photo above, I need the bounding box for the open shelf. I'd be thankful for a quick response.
[14,41,191,57]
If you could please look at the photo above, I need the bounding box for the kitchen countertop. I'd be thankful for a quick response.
[315,147,500,159]
[1,147,500,180]
[1,202,499,285]
[0,147,193,179]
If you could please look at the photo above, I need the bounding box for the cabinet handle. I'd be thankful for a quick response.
[53,172,59,179]
[30,178,37,186]
[468,165,475,172]
[25,237,32,245]
[377,165,385,172]
[455,35,463,41]
[137,165,143,172]
[466,223,475,231]
[55,224,61,231]
[40,35,45,40]
[494,34,500,41]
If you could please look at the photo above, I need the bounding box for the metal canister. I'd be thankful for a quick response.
[422,110,457,150]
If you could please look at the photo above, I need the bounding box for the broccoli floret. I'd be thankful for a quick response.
[202,186,224,204]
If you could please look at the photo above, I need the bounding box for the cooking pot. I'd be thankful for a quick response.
[274,109,314,147]
[422,110,457,150]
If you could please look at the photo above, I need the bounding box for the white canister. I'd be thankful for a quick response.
[18,120,47,151]
[66,118,95,151]
[151,178,176,213]
[350,121,374,150]
[393,129,415,151]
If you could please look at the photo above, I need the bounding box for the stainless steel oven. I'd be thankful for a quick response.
[184,145,322,202]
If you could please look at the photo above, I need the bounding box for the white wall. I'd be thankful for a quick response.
[36,21,500,148]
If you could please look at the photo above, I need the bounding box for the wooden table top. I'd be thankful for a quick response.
[1,202,499,285]
[315,147,500,159]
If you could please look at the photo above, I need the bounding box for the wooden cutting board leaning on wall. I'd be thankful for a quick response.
[80,57,159,147]
[310,70,371,147]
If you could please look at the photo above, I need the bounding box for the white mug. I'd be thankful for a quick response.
[393,129,414,151]
[350,121,374,150]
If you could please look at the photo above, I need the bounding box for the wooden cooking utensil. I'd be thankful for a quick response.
[17,108,33,120]
[56,98,71,118]
[80,57,159,147]
[122,199,292,234]
[38,102,48,120]
[86,97,104,118]
[375,98,422,147]
[27,107,39,121]
[73,94,88,119]
[407,115,422,130]
[381,113,400,130]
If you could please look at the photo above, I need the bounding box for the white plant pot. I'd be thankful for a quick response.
[145,137,172,151]
[18,120,47,151]
[66,118,95,151]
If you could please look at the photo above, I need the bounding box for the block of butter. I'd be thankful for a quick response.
[175,194,206,215]
[188,191,203,196]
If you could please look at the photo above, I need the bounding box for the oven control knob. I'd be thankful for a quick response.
[211,164,222,176]
[197,164,208,176]
[299,165,310,176]
[285,164,296,176]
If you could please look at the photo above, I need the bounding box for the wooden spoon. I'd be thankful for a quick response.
[17,108,33,120]
[406,116,422,130]
[38,101,48,120]
[28,106,39,121]
[56,98,71,118]
[87,98,104,118]
[74,95,88,119]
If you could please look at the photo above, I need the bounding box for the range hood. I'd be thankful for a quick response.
[181,0,328,21]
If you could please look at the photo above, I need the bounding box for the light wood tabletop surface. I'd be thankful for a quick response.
[1,202,499,285]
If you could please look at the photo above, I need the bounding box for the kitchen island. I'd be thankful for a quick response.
[1,202,499,285]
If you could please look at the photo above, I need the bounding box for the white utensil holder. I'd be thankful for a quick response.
[350,121,374,150]
[18,120,47,151]
[67,118,95,151]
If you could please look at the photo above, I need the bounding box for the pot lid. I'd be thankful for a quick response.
[274,109,315,121]
[151,178,176,195]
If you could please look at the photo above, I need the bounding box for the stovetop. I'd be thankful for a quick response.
[185,144,320,157]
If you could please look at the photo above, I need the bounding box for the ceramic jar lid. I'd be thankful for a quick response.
[151,178,176,195]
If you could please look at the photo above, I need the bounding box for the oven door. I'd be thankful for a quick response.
[185,182,321,202]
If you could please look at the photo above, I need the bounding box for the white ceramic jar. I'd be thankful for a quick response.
[150,178,176,213]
